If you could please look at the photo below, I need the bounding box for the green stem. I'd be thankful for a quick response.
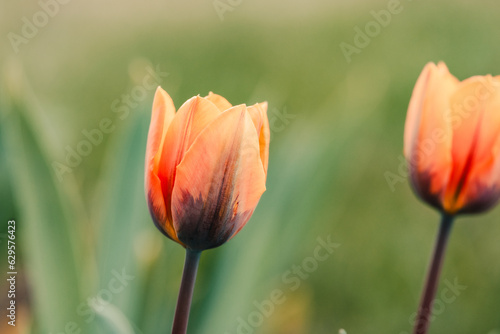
[413,214,454,334]
[172,249,202,334]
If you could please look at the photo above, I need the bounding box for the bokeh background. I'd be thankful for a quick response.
[1,0,500,333]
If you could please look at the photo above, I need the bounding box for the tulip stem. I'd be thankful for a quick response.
[172,248,202,334]
[412,214,454,334]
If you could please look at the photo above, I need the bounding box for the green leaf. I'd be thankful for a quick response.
[93,105,162,329]
[0,65,89,333]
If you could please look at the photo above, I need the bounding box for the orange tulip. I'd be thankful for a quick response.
[145,87,270,251]
[404,62,500,215]
[405,62,500,334]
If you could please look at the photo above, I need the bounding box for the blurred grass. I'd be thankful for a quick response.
[1,0,500,333]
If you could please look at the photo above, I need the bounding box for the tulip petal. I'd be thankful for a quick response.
[459,153,500,213]
[464,76,500,164]
[205,92,232,111]
[405,62,458,207]
[404,64,433,159]
[157,96,221,223]
[247,102,270,176]
[145,87,177,239]
[450,76,500,212]
[171,105,266,250]
[147,173,183,244]
[145,87,176,177]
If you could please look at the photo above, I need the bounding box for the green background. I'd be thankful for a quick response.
[1,0,500,333]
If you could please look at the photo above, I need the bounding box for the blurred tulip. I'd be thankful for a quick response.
[404,62,500,334]
[145,87,269,251]
[405,62,500,215]
[144,87,270,334]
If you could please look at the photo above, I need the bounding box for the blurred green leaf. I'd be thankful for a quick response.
[0,65,89,333]
[93,105,153,328]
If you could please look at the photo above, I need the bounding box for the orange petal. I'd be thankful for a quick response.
[147,173,182,244]
[145,87,176,239]
[205,92,232,111]
[458,149,500,213]
[171,105,266,250]
[157,96,221,224]
[258,102,270,176]
[405,62,457,207]
[247,102,270,176]
[448,76,500,212]
[462,76,500,165]
[404,64,432,159]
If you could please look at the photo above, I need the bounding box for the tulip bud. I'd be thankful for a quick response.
[145,87,269,250]
[404,62,500,215]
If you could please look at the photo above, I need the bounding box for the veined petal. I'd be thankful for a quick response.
[463,76,500,165]
[205,92,232,112]
[247,102,270,176]
[171,105,266,250]
[157,96,221,223]
[450,76,500,212]
[458,146,500,213]
[145,87,176,236]
[147,173,183,244]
